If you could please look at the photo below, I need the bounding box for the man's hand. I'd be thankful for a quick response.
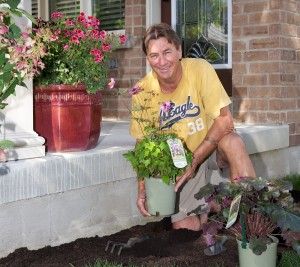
[137,180,151,216]
[175,158,199,192]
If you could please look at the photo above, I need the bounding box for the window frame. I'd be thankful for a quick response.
[171,0,232,69]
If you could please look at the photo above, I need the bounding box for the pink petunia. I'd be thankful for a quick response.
[108,78,115,89]
[94,55,104,63]
[64,44,69,50]
[128,85,143,95]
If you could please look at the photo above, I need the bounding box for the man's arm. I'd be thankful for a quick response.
[174,106,234,192]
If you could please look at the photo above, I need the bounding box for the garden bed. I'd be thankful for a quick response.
[0,217,290,267]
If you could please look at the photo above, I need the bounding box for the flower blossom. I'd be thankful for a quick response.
[108,78,115,89]
[129,85,143,95]
[160,101,172,112]
[102,43,111,51]
[119,34,126,44]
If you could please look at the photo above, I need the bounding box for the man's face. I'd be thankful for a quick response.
[146,37,182,83]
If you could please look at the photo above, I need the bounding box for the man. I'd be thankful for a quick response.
[129,23,256,231]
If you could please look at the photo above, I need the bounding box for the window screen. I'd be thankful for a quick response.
[92,0,125,31]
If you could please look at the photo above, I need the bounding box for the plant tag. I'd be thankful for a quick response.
[225,194,242,229]
[167,138,187,168]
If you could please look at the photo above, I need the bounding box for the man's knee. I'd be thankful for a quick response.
[218,132,245,153]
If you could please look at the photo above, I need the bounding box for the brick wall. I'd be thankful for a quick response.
[102,0,147,120]
[232,0,300,146]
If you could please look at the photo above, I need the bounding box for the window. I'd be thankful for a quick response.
[32,0,125,32]
[92,0,125,31]
[31,0,38,18]
[49,0,80,18]
[173,0,232,69]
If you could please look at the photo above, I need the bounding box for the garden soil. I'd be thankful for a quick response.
[0,217,289,267]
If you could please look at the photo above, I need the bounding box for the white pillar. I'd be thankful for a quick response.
[0,0,45,160]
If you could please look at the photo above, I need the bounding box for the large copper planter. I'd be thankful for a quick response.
[34,84,102,152]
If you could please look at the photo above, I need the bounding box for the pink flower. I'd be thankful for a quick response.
[51,12,62,19]
[119,35,126,44]
[99,30,106,38]
[90,48,102,56]
[94,55,104,63]
[160,101,172,112]
[129,85,143,95]
[108,78,115,89]
[64,44,69,50]
[50,35,58,41]
[0,25,8,34]
[66,19,75,27]
[102,43,111,51]
[71,36,79,43]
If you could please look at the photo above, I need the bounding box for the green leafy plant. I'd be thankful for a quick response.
[282,174,300,192]
[34,11,126,94]
[0,0,46,109]
[278,250,300,267]
[123,85,193,185]
[195,177,300,255]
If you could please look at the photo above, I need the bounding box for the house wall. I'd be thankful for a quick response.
[102,0,300,147]
[231,0,300,146]
[102,0,147,119]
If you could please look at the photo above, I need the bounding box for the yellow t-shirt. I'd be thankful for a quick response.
[130,58,231,152]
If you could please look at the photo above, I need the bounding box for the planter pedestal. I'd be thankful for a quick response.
[145,177,176,216]
[34,84,102,152]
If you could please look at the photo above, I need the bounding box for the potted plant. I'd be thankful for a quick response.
[33,12,126,152]
[195,177,300,267]
[123,85,193,216]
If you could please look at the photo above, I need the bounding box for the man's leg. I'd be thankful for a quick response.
[171,160,210,231]
[216,132,256,180]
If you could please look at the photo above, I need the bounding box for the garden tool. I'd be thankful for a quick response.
[204,235,228,256]
[105,236,150,256]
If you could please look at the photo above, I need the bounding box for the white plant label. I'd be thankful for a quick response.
[167,138,187,168]
[226,194,242,229]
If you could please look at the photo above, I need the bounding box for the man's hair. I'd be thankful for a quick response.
[142,23,182,55]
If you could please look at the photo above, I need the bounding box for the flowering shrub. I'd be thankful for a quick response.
[123,85,193,185]
[34,12,126,94]
[0,0,46,109]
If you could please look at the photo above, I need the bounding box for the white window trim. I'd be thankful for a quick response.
[171,0,232,69]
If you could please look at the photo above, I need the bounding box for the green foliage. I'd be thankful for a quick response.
[0,139,14,150]
[197,177,300,255]
[282,174,300,191]
[34,12,126,94]
[278,250,300,267]
[124,132,193,185]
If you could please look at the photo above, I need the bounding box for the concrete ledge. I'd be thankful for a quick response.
[236,124,289,155]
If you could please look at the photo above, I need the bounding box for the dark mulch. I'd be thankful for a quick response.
[0,217,290,267]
